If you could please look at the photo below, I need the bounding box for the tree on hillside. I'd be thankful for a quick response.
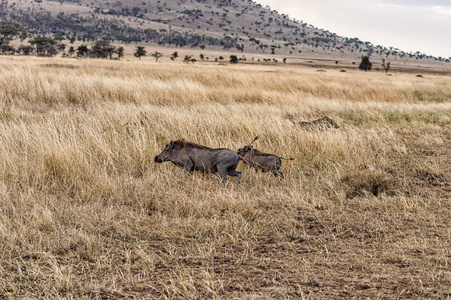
[381,59,391,75]
[1,44,15,55]
[270,46,276,55]
[116,46,125,59]
[183,55,192,63]
[57,43,66,56]
[359,56,372,72]
[134,46,147,60]
[18,45,33,55]
[170,51,179,60]
[183,55,196,63]
[0,21,26,51]
[76,44,88,57]
[28,36,58,57]
[151,51,163,62]
[92,40,116,59]
[68,46,75,57]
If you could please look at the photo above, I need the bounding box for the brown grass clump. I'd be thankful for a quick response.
[0,56,450,299]
[341,167,399,198]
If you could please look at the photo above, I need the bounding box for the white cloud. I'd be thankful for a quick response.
[257,0,451,57]
[381,0,451,6]
[430,6,451,15]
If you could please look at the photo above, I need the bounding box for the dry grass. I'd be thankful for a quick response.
[0,56,450,299]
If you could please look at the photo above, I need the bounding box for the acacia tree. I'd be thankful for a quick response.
[183,55,196,63]
[0,21,26,51]
[170,51,178,60]
[18,45,33,55]
[151,51,163,62]
[1,45,14,55]
[68,46,75,57]
[134,46,147,60]
[28,36,58,57]
[116,46,125,59]
[381,59,391,75]
[92,40,116,59]
[57,43,66,56]
[76,44,88,57]
[359,56,372,72]
[183,55,190,63]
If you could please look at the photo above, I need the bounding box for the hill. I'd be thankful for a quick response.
[1,0,444,62]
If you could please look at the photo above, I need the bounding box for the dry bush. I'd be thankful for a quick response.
[0,56,450,298]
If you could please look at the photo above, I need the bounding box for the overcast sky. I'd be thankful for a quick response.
[257,0,451,58]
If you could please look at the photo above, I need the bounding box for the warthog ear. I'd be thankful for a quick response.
[170,141,174,146]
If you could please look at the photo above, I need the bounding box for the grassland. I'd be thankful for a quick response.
[0,56,450,299]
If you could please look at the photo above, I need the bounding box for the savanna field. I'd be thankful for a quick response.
[0,56,450,299]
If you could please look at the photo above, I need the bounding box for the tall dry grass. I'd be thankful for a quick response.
[0,56,450,298]
[2,56,451,109]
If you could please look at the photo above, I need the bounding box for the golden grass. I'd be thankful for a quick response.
[0,56,450,298]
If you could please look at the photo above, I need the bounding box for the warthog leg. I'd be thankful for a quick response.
[183,160,194,175]
[227,169,242,184]
[272,170,285,179]
[217,166,228,183]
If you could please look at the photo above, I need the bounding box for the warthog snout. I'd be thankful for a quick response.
[154,155,163,163]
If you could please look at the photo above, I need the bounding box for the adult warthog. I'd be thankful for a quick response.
[237,137,293,179]
[154,140,242,183]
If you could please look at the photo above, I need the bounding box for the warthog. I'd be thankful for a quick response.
[298,116,340,131]
[154,139,242,183]
[237,137,293,179]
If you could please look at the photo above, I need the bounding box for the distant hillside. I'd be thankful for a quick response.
[0,0,443,61]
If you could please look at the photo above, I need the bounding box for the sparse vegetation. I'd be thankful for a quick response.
[76,44,88,57]
[382,58,391,74]
[116,46,125,59]
[134,45,147,60]
[183,54,196,63]
[0,0,446,61]
[67,46,75,57]
[28,36,59,57]
[229,54,239,64]
[150,51,163,62]
[170,51,179,61]
[359,55,372,71]
[0,20,26,50]
[91,40,116,59]
[0,56,450,299]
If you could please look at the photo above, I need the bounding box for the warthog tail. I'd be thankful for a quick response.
[249,136,259,147]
